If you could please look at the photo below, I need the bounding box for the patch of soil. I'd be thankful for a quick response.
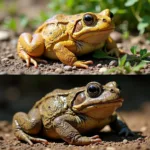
[0,110,150,150]
[0,35,150,75]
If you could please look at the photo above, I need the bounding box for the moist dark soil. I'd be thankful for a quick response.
[0,35,150,75]
[0,109,150,150]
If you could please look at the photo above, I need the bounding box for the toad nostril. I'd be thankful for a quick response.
[102,18,107,22]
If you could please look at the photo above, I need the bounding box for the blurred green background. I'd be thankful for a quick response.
[0,76,150,121]
[0,0,150,35]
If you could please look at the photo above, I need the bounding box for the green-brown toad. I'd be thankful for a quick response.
[12,81,133,145]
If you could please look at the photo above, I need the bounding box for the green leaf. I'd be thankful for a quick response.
[138,22,149,34]
[133,61,147,72]
[117,9,127,14]
[140,49,147,58]
[130,46,137,55]
[3,18,17,31]
[119,55,127,67]
[93,51,116,59]
[125,0,138,7]
[124,62,132,73]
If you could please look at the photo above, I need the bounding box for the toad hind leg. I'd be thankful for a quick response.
[54,41,93,69]
[17,33,46,68]
[12,108,48,145]
[53,115,101,145]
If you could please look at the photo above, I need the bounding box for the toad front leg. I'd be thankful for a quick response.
[53,114,101,145]
[53,41,93,69]
[106,36,126,57]
[110,112,134,136]
[12,108,48,145]
[17,33,47,67]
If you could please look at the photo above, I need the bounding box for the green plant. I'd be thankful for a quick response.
[3,18,17,32]
[93,46,150,74]
[104,55,147,74]
[130,46,150,61]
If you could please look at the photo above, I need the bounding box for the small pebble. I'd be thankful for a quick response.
[99,67,107,73]
[109,60,117,66]
[97,63,102,68]
[106,146,116,150]
[72,66,77,70]
[1,58,9,63]
[140,126,147,132]
[7,54,14,59]
[117,43,123,49]
[39,64,44,67]
[137,137,143,141]
[45,148,51,150]
[0,31,10,41]
[0,71,7,75]
[55,68,63,74]
[91,145,96,149]
[64,65,72,71]
[33,70,41,75]
[123,139,128,144]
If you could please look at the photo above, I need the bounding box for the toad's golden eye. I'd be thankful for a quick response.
[83,14,94,26]
[87,83,102,98]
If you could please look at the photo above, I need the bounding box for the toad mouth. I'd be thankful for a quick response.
[73,98,123,111]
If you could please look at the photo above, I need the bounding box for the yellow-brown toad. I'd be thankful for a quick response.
[17,9,124,68]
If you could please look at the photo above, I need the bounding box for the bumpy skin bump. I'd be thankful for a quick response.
[12,81,133,145]
[17,9,124,68]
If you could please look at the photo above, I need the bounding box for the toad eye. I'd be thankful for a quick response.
[87,84,102,98]
[83,14,94,26]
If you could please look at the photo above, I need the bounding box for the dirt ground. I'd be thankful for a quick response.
[0,35,150,75]
[0,108,150,150]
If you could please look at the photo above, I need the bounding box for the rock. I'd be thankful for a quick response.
[7,54,14,59]
[140,126,147,132]
[45,148,51,150]
[106,146,116,150]
[109,60,117,66]
[117,43,123,49]
[0,71,7,75]
[33,70,41,75]
[64,65,72,71]
[55,68,63,74]
[110,31,122,43]
[123,139,128,144]
[99,67,107,73]
[72,66,77,70]
[1,58,9,63]
[97,63,102,68]
[0,31,10,41]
